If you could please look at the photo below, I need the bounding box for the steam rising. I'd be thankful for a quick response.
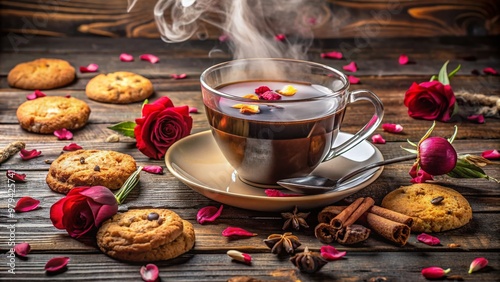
[128,0,329,60]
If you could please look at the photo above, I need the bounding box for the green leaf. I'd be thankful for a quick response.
[406,139,418,147]
[447,159,487,179]
[438,60,450,85]
[448,64,461,79]
[429,75,438,82]
[108,121,137,138]
[448,125,458,143]
[114,166,142,204]
[141,99,149,111]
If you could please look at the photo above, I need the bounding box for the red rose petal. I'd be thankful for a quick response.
[321,51,343,59]
[15,196,40,212]
[7,170,27,182]
[79,63,99,73]
[142,165,164,174]
[469,257,489,274]
[399,54,409,65]
[171,73,187,79]
[26,90,46,100]
[189,106,198,113]
[467,114,485,124]
[197,205,223,224]
[275,34,286,41]
[421,267,450,279]
[482,149,500,160]
[382,123,403,133]
[320,245,346,261]
[140,54,159,64]
[342,61,358,72]
[483,67,498,75]
[264,189,301,197]
[45,256,70,273]
[63,143,83,151]
[19,148,42,160]
[222,226,257,238]
[119,53,134,62]
[65,94,71,98]
[348,75,360,84]
[259,90,281,101]
[411,169,434,183]
[417,233,441,246]
[254,86,271,95]
[54,128,73,140]
[371,134,386,144]
[14,242,31,257]
[140,264,159,282]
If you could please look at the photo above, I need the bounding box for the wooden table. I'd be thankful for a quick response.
[0,36,499,281]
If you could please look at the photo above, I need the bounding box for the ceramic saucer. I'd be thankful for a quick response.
[165,130,384,212]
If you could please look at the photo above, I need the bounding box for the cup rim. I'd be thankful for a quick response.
[200,58,350,103]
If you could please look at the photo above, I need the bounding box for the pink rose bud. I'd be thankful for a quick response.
[421,266,450,279]
[371,134,386,144]
[197,205,223,224]
[45,256,70,273]
[321,51,343,59]
[120,53,134,62]
[63,143,83,151]
[79,63,99,73]
[54,128,73,140]
[348,75,360,84]
[26,90,46,100]
[19,148,42,160]
[342,61,358,72]
[399,54,409,65]
[382,123,403,133]
[142,165,164,174]
[221,227,257,238]
[482,149,500,160]
[320,245,346,261]
[140,264,159,282]
[227,250,252,264]
[7,170,27,182]
[417,233,441,246]
[468,257,488,274]
[14,242,31,257]
[264,189,301,197]
[140,54,159,64]
[15,197,40,212]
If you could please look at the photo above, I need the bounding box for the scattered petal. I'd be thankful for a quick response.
[19,148,42,160]
[264,189,301,197]
[142,165,164,174]
[421,267,450,279]
[140,264,159,282]
[54,128,73,140]
[239,105,260,114]
[399,54,409,65]
[321,51,343,59]
[320,245,346,261]
[119,53,134,62]
[483,67,498,75]
[482,149,500,160]
[63,143,83,151]
[222,227,257,238]
[467,114,485,124]
[14,242,31,257]
[15,197,40,212]
[79,63,99,73]
[417,233,441,246]
[276,85,297,96]
[197,205,223,224]
[371,134,386,144]
[343,61,358,72]
[275,34,286,41]
[227,250,252,264]
[7,170,27,182]
[243,94,259,100]
[189,106,198,113]
[171,73,187,79]
[411,169,434,183]
[140,54,159,64]
[469,257,488,274]
[45,257,70,273]
[65,94,71,98]
[259,91,281,101]
[219,34,229,42]
[26,90,46,100]
[348,75,360,84]
[382,123,403,133]
[255,86,271,95]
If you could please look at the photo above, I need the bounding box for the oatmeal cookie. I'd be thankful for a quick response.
[8,58,75,89]
[85,71,153,104]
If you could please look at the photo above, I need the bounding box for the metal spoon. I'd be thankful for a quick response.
[277,155,417,195]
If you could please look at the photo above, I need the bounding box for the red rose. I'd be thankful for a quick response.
[50,186,118,238]
[134,97,193,159]
[403,81,456,122]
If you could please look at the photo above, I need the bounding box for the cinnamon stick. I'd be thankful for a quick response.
[317,206,344,224]
[365,213,411,246]
[336,224,371,245]
[343,197,375,227]
[314,223,339,244]
[369,206,414,228]
[330,197,365,229]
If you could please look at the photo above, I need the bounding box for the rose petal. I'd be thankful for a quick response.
[483,67,498,75]
[275,34,286,41]
[54,128,73,140]
[259,91,281,101]
[411,169,434,183]
[219,34,229,42]
[482,149,500,160]
[63,143,83,151]
[264,189,301,197]
[7,170,27,182]
[342,61,357,72]
[140,54,159,64]
[142,165,164,174]
[227,250,252,264]
[15,196,40,212]
[371,134,385,144]
[421,267,450,279]
[399,54,409,65]
[197,205,223,224]
[321,51,343,59]
[348,75,360,84]
[188,106,198,113]
[19,148,42,160]
[119,53,134,62]
[26,90,46,100]
[320,245,346,261]
[467,114,485,124]
[45,256,70,273]
[140,264,159,282]
[254,86,271,95]
[222,226,257,238]
[417,233,441,246]
[469,257,488,274]
[79,63,99,73]
[171,73,187,79]
[382,123,403,133]
[14,242,31,257]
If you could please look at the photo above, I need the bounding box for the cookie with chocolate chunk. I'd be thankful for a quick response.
[381,183,472,233]
[85,71,153,104]
[8,58,75,89]
[46,149,136,194]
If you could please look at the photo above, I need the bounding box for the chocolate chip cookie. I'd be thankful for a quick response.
[85,71,153,104]
[8,58,75,89]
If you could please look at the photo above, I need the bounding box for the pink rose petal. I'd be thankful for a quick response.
[320,245,346,261]
[469,257,488,274]
[382,123,403,133]
[399,54,409,65]
[197,205,223,224]
[140,264,159,282]
[63,143,83,151]
[14,242,31,257]
[417,233,441,246]
[219,34,229,42]
[411,169,434,183]
[222,226,257,238]
[189,106,198,113]
[348,75,360,84]
[15,196,40,212]
[259,90,281,101]
[171,73,187,79]
[467,114,485,124]
[342,61,358,72]
[54,128,73,140]
[482,149,500,160]
[26,90,46,100]
[483,67,498,75]
[275,34,286,41]
[321,51,343,59]
[140,54,159,64]
[45,256,70,273]
[79,63,99,73]
[255,86,271,95]
[371,134,385,144]
[7,170,27,182]
[119,53,134,62]
[264,189,301,197]
[142,165,164,174]
[19,148,42,160]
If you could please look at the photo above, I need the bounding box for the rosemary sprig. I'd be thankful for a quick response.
[114,166,143,204]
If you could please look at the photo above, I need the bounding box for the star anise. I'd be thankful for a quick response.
[290,246,328,273]
[263,232,301,255]
[281,206,310,231]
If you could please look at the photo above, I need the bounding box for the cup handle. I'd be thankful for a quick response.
[323,89,384,162]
